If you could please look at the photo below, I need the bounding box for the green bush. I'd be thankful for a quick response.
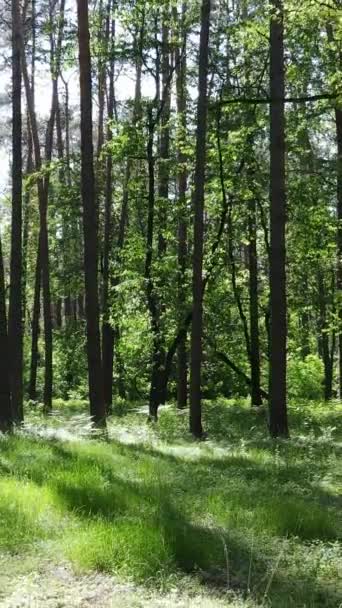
[287,355,324,401]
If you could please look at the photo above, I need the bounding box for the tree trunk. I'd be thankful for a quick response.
[189,0,211,438]
[318,271,333,400]
[268,0,288,437]
[102,5,115,413]
[175,3,188,409]
[248,197,262,406]
[0,237,13,432]
[28,241,41,402]
[8,0,23,422]
[77,0,106,426]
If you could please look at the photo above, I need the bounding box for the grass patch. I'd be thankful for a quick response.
[0,399,341,606]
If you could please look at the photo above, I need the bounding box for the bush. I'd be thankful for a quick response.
[287,355,324,401]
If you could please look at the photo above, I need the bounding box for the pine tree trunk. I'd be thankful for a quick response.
[77,0,106,426]
[268,0,288,437]
[189,0,211,438]
[28,241,41,402]
[175,3,188,409]
[8,0,23,422]
[102,5,115,413]
[0,237,13,432]
[248,198,262,406]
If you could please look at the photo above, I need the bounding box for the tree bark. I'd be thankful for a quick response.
[8,0,23,422]
[77,0,106,426]
[189,0,211,438]
[268,0,288,437]
[102,3,115,413]
[0,237,13,432]
[248,197,262,406]
[175,2,188,409]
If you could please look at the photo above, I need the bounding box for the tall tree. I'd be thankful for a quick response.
[268,0,288,437]
[175,2,188,409]
[77,0,106,426]
[8,0,23,421]
[0,237,12,433]
[189,0,211,438]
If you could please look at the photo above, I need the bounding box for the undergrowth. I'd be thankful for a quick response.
[0,399,341,607]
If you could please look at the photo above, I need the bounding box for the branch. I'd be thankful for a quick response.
[215,92,338,107]
[215,350,269,400]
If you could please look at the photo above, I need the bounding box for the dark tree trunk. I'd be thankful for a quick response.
[22,117,33,334]
[175,3,188,409]
[8,0,23,422]
[326,24,342,398]
[146,110,162,420]
[268,0,288,438]
[102,6,115,413]
[77,0,106,426]
[189,0,211,438]
[335,105,342,397]
[55,298,62,328]
[21,0,65,412]
[248,198,262,406]
[0,237,13,432]
[28,241,41,402]
[318,271,333,401]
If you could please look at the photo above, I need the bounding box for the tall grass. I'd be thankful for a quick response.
[0,399,341,606]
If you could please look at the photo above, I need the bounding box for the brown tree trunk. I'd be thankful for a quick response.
[189,0,211,438]
[77,0,106,426]
[268,0,288,437]
[28,240,41,402]
[248,197,262,406]
[21,0,65,412]
[102,4,115,413]
[8,0,23,422]
[0,237,13,432]
[175,3,188,409]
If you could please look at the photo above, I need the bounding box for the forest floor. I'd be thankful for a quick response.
[0,399,341,607]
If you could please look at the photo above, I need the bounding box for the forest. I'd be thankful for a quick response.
[0,0,341,606]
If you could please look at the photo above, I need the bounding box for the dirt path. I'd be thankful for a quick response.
[0,555,253,608]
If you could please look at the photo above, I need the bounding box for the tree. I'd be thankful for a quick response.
[77,0,106,426]
[8,0,23,421]
[189,0,211,438]
[268,0,288,437]
[0,236,12,433]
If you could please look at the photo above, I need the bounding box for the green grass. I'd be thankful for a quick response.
[0,399,341,606]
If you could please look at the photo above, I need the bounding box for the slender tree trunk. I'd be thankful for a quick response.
[318,271,333,400]
[102,4,115,413]
[22,118,33,333]
[248,197,262,406]
[9,0,23,422]
[21,0,65,412]
[77,0,106,426]
[268,0,288,437]
[146,109,162,420]
[28,240,41,401]
[175,3,188,409]
[189,0,211,438]
[0,237,13,432]
[326,24,342,398]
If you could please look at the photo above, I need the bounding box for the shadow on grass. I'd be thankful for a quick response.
[0,411,341,607]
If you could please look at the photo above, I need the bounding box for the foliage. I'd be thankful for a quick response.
[0,400,341,606]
